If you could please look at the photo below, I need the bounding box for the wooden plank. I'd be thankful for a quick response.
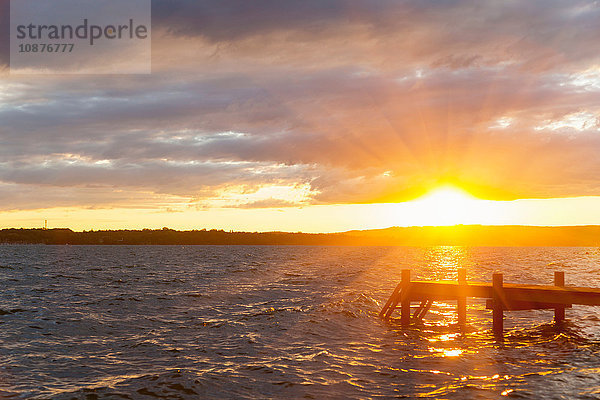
[413,299,433,321]
[412,301,425,319]
[379,282,402,319]
[421,300,433,320]
[383,285,402,320]
[409,281,493,299]
[407,281,600,306]
[502,286,600,306]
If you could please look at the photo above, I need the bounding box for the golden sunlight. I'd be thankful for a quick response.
[399,186,483,226]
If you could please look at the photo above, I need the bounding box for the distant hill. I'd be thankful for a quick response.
[340,225,600,246]
[1,225,600,246]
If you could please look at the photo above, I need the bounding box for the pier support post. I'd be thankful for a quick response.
[457,268,467,327]
[492,273,504,336]
[554,271,565,323]
[401,269,411,327]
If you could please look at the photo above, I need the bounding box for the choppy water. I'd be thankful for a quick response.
[1,245,600,399]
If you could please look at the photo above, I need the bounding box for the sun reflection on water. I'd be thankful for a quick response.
[419,247,475,360]
[428,333,460,343]
[428,348,463,357]
[415,245,517,396]
[425,246,471,280]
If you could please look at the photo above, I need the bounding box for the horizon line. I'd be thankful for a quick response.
[5,223,600,235]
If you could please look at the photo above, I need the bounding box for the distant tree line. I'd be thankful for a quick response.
[0,225,599,246]
[0,228,338,245]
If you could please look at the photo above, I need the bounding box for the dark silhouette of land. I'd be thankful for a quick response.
[1,225,600,246]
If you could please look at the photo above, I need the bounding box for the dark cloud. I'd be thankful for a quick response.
[0,159,308,196]
[151,0,600,72]
[152,0,351,41]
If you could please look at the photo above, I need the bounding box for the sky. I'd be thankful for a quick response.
[1,0,600,232]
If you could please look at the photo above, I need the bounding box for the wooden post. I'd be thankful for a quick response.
[492,273,504,335]
[457,268,467,327]
[554,271,565,323]
[401,269,411,327]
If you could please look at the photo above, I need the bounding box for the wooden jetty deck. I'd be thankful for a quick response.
[380,269,600,334]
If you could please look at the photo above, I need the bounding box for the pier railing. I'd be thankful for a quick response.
[380,269,600,334]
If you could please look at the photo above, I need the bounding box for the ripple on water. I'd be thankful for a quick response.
[1,245,600,398]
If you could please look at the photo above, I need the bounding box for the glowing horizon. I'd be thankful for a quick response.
[3,185,600,233]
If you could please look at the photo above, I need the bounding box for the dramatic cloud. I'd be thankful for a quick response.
[2,0,600,212]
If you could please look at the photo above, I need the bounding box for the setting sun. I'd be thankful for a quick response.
[399,186,485,226]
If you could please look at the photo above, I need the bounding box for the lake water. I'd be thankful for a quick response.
[1,245,600,399]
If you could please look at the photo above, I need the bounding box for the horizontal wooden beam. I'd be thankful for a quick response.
[408,281,492,299]
[407,281,600,306]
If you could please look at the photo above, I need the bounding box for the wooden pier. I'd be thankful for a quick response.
[380,269,600,335]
